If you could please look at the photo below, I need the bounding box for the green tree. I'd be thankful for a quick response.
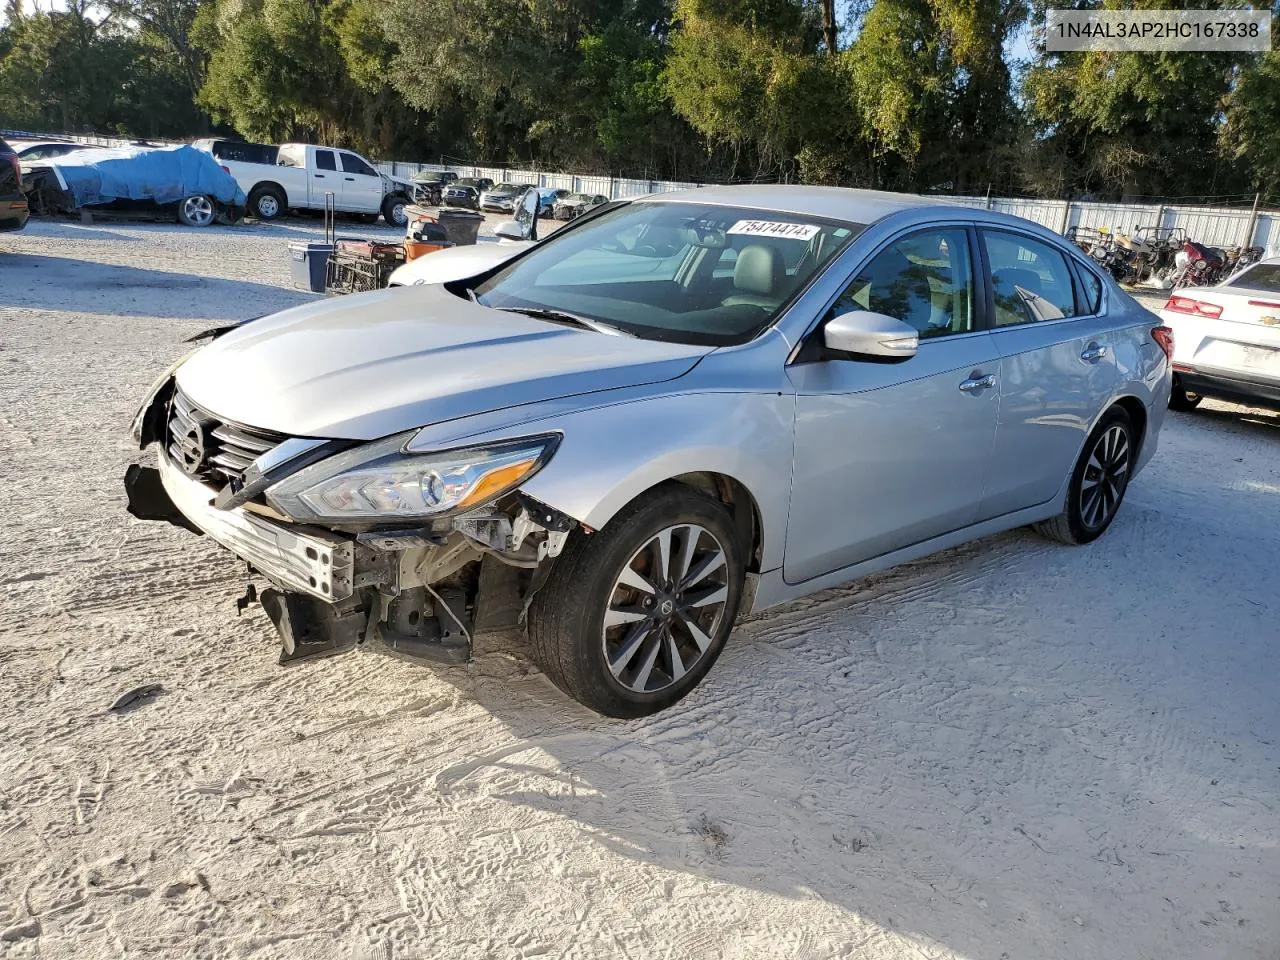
[847,0,1026,192]
[1021,0,1255,199]
[1221,50,1280,194]
[0,1,201,137]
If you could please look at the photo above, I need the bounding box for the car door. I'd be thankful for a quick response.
[784,225,1001,584]
[309,148,340,207]
[338,152,384,213]
[976,228,1122,520]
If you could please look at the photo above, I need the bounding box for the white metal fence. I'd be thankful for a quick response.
[7,128,1277,253]
[391,157,1279,252]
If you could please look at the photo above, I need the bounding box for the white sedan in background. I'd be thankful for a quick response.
[1160,258,1280,411]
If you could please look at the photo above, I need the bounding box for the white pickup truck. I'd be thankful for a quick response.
[195,140,423,226]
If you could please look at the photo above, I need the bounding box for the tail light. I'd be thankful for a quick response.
[7,155,19,185]
[1151,326,1174,360]
[220,164,231,175]
[1163,295,1223,318]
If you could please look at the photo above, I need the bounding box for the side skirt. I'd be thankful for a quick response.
[749,499,1063,614]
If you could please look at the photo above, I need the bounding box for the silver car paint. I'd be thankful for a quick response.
[166,187,1169,618]
[175,284,710,439]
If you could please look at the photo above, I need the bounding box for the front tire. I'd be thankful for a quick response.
[1169,377,1202,412]
[1034,407,1135,545]
[382,194,409,227]
[529,485,745,718]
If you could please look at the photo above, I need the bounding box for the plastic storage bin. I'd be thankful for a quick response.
[436,209,483,246]
[288,241,334,293]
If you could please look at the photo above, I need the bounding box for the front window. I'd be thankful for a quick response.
[830,228,975,339]
[1225,262,1280,293]
[340,153,377,176]
[473,202,863,346]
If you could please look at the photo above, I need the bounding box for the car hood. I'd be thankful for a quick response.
[386,241,533,287]
[175,284,710,440]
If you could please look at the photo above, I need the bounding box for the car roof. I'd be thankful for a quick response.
[635,184,959,224]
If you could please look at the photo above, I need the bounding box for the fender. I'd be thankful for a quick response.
[464,391,797,574]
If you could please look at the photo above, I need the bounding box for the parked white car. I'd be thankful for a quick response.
[195,140,423,226]
[1159,257,1280,411]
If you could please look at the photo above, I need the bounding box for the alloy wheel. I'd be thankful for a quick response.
[182,195,215,227]
[602,524,730,694]
[1080,424,1130,530]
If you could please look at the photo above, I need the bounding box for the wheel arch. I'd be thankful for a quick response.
[1111,394,1148,456]
[668,472,762,571]
[249,180,285,199]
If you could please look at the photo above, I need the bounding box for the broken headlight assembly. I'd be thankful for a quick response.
[264,432,560,525]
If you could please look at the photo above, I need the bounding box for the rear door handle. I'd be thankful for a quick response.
[1081,343,1108,362]
[344,176,355,181]
[959,373,996,393]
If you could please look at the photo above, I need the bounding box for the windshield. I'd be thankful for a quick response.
[1226,263,1280,293]
[492,183,520,192]
[473,202,863,346]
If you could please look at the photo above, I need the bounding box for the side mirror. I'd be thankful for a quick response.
[494,221,525,242]
[514,188,540,241]
[823,310,918,361]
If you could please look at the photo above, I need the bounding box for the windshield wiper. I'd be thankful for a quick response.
[498,306,632,337]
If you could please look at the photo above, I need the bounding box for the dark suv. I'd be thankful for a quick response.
[1,138,30,232]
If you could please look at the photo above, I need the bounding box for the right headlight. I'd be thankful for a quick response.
[265,432,559,524]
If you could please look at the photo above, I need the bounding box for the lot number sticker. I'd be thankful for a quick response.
[727,220,821,241]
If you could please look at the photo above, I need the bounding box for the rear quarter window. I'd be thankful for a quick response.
[1075,263,1104,313]
[1227,263,1280,293]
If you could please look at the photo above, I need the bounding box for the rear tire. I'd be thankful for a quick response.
[1034,407,1135,545]
[248,185,285,221]
[177,195,216,228]
[528,485,745,718]
[1169,377,1202,412]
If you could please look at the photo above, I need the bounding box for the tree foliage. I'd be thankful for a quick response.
[1,0,1276,200]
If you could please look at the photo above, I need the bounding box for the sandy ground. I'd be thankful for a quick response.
[0,218,1277,960]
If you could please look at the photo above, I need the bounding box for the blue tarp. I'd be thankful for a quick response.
[48,144,246,209]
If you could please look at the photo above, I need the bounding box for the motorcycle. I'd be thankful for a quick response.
[1172,240,1225,288]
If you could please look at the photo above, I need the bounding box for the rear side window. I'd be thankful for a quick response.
[1076,264,1104,313]
[314,150,337,171]
[1226,263,1280,293]
[983,231,1078,326]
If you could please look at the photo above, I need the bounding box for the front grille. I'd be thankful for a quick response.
[167,388,288,489]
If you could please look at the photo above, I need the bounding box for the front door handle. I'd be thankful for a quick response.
[314,173,325,178]
[1081,343,1108,363]
[959,373,996,393]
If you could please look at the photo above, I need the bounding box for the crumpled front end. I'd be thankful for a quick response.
[125,380,583,667]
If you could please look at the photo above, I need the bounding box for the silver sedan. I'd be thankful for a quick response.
[125,186,1172,717]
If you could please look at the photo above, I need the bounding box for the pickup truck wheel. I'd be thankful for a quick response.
[177,195,216,228]
[528,484,745,718]
[248,186,285,221]
[382,195,409,227]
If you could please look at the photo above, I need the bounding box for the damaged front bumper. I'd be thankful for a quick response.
[124,437,578,667]
[128,454,355,602]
